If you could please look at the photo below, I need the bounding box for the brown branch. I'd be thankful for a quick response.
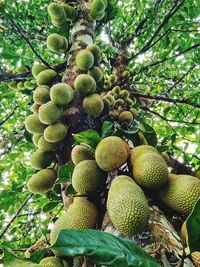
[0,194,33,240]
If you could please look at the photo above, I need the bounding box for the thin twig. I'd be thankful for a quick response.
[0,106,19,126]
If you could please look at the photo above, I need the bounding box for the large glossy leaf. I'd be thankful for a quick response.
[57,164,74,184]
[52,229,161,267]
[73,130,101,149]
[187,198,200,252]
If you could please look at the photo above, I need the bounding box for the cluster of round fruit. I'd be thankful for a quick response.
[25,63,76,193]
[47,1,77,28]
[90,0,108,21]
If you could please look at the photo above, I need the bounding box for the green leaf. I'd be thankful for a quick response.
[52,229,161,267]
[65,184,76,196]
[30,248,48,263]
[73,130,101,149]
[101,121,114,138]
[57,164,74,183]
[140,121,157,147]
[187,198,200,252]
[42,201,59,213]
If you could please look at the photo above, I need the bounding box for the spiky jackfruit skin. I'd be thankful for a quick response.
[38,101,62,125]
[50,198,97,245]
[119,111,133,125]
[30,150,54,169]
[87,66,103,82]
[48,3,67,20]
[86,44,102,64]
[31,103,40,114]
[71,144,94,165]
[131,145,159,162]
[36,69,57,86]
[38,136,60,152]
[72,160,107,193]
[47,33,68,53]
[33,86,50,105]
[76,50,94,71]
[40,256,66,267]
[83,93,104,116]
[32,133,43,146]
[62,4,77,21]
[107,175,150,236]
[44,123,68,143]
[31,64,47,78]
[195,171,200,179]
[132,153,168,189]
[27,169,57,194]
[74,74,96,95]
[95,136,128,172]
[159,175,200,214]
[25,114,46,134]
[50,83,74,105]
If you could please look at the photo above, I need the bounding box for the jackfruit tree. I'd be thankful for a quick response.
[0,0,200,266]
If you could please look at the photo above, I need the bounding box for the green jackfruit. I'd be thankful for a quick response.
[62,4,77,21]
[16,66,27,74]
[38,101,62,125]
[32,133,43,146]
[90,0,105,21]
[44,122,68,143]
[24,81,35,90]
[25,114,46,134]
[74,74,96,95]
[50,197,97,245]
[36,69,57,86]
[31,64,47,78]
[86,44,102,64]
[95,136,128,172]
[102,97,110,113]
[8,81,17,90]
[38,136,60,152]
[132,152,168,188]
[33,86,50,104]
[83,93,104,116]
[119,111,133,125]
[115,99,124,107]
[108,74,117,83]
[51,17,66,27]
[47,33,68,53]
[159,174,200,214]
[107,175,150,236]
[119,89,130,100]
[138,131,148,145]
[71,144,94,165]
[87,66,103,82]
[72,160,107,193]
[31,103,40,114]
[27,169,57,194]
[48,3,67,20]
[40,256,68,267]
[112,86,121,95]
[17,81,25,90]
[103,79,111,90]
[30,150,54,169]
[131,145,159,161]
[50,83,74,105]
[130,108,138,118]
[76,49,94,71]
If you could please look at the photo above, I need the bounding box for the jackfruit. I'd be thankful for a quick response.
[76,49,94,71]
[24,81,35,90]
[33,86,50,105]
[31,64,47,78]
[105,94,115,107]
[130,107,138,118]
[195,170,200,179]
[87,66,103,82]
[32,133,43,146]
[112,86,121,95]
[74,74,96,95]
[138,131,148,145]
[86,44,102,64]
[8,81,17,89]
[17,81,25,90]
[159,174,200,214]
[132,152,168,188]
[40,256,66,267]
[90,0,105,10]
[50,83,74,106]
[30,150,54,169]
[115,99,124,107]
[95,136,128,172]
[103,79,111,90]
[27,169,57,194]
[119,89,130,100]
[36,69,57,86]
[126,98,134,106]
[25,114,46,134]
[119,111,133,125]
[122,70,129,78]
[107,175,150,236]
[102,97,110,113]
[44,122,68,143]
[16,66,27,74]
[72,160,107,193]
[131,145,159,161]
[51,17,66,27]
[38,101,62,125]
[71,144,94,165]
[109,109,119,118]
[38,136,60,152]
[83,93,104,116]
[50,197,97,245]
[109,74,117,83]
[47,33,68,53]
[48,3,67,20]
[31,103,40,114]
[62,4,77,21]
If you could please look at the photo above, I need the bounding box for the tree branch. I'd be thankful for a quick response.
[0,194,33,240]
[0,106,19,126]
